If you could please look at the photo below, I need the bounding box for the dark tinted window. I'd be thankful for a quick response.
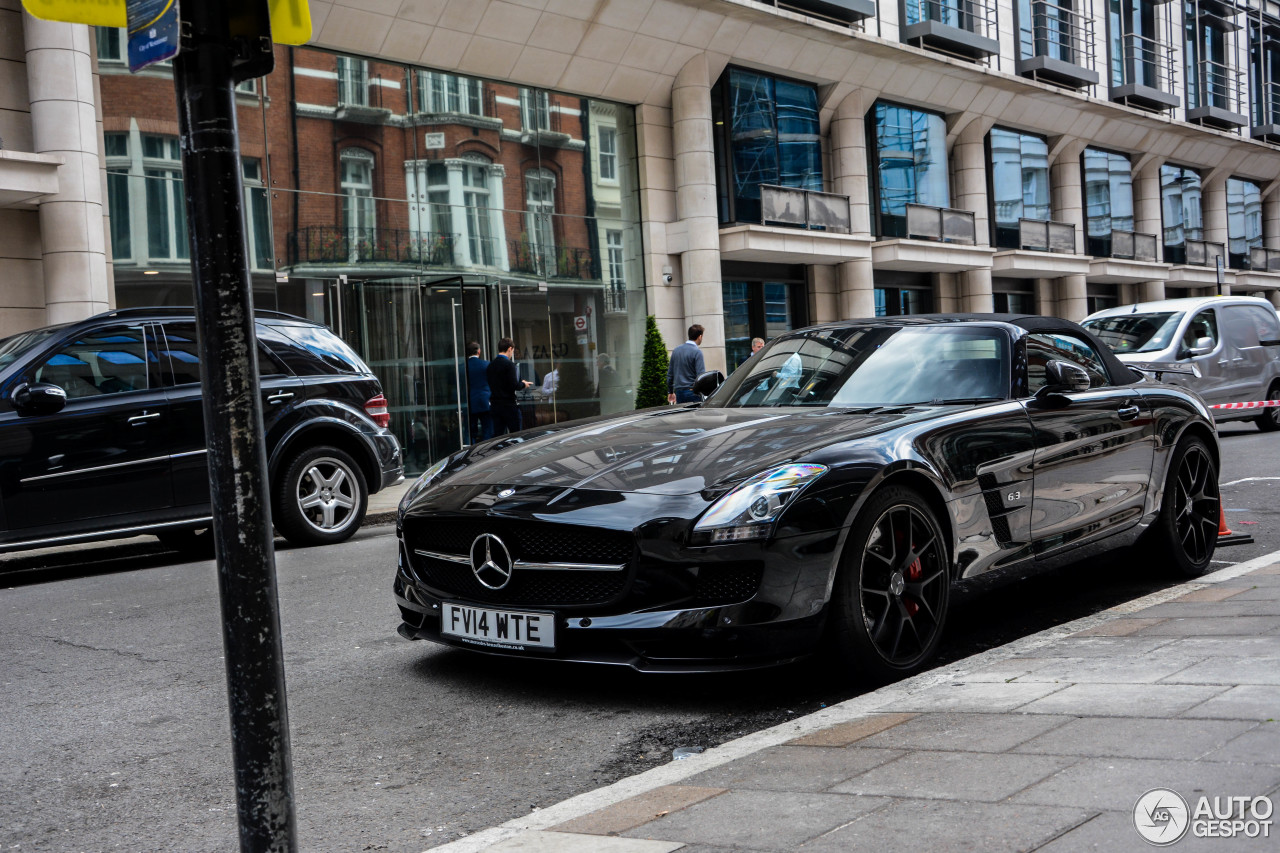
[0,325,65,371]
[1026,332,1110,392]
[33,325,154,399]
[159,322,289,387]
[268,323,370,375]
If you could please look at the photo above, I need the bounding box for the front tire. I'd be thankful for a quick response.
[1256,381,1280,432]
[831,485,950,683]
[273,446,368,547]
[1149,435,1219,578]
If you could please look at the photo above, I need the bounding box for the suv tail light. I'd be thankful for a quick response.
[365,394,390,429]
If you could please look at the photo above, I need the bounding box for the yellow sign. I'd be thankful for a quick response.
[20,0,312,45]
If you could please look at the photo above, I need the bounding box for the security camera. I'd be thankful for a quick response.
[662,273,673,284]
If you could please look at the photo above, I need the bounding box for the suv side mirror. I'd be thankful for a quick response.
[691,369,725,398]
[11,381,67,416]
[1184,336,1215,358]
[1037,360,1091,397]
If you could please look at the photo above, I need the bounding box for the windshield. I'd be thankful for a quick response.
[0,326,65,372]
[706,325,1010,408]
[1082,312,1183,354]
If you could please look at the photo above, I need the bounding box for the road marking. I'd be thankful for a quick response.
[1221,477,1280,487]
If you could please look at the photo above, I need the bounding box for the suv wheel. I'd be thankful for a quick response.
[274,446,368,546]
[1257,381,1280,432]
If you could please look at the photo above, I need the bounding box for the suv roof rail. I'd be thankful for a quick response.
[92,306,312,323]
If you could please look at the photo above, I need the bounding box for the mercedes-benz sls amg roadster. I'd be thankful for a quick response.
[394,315,1220,680]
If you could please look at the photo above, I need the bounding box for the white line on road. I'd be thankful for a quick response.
[1222,477,1280,487]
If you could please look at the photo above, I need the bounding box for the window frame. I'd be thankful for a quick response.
[986,126,1052,250]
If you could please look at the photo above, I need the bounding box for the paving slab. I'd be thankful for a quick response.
[1009,636,1176,659]
[1155,636,1280,658]
[682,745,903,793]
[1133,616,1280,636]
[488,832,683,853]
[1015,683,1226,717]
[1011,757,1280,811]
[1201,723,1280,764]
[1135,601,1280,618]
[988,656,1204,685]
[1180,685,1280,720]
[549,785,726,837]
[796,800,1095,853]
[1035,808,1279,852]
[1011,717,1257,760]
[620,790,889,851]
[787,713,916,748]
[885,681,1066,713]
[853,712,1073,754]
[829,750,1075,802]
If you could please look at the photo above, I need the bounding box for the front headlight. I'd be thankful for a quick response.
[693,463,828,543]
[398,455,453,514]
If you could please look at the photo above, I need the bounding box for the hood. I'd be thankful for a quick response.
[439,405,937,495]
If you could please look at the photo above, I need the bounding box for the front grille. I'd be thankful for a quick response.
[412,556,628,607]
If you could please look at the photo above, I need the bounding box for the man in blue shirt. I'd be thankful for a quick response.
[465,341,492,443]
[667,324,706,405]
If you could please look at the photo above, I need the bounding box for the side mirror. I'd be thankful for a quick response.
[12,381,67,416]
[1037,360,1091,397]
[691,370,725,398]
[1185,336,1215,357]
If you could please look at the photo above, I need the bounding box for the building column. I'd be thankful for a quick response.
[959,268,993,312]
[1035,278,1057,316]
[1050,140,1085,254]
[837,258,874,319]
[1135,160,1164,261]
[1203,176,1230,293]
[1058,274,1088,322]
[487,163,509,271]
[831,90,873,238]
[954,121,990,247]
[1264,187,1280,248]
[935,273,960,313]
[24,12,109,323]
[808,265,838,323]
[672,54,724,373]
[1140,280,1166,302]
[445,161,471,267]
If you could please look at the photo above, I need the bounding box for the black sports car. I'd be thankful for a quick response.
[394,315,1220,679]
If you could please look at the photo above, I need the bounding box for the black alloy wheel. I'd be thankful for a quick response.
[832,485,950,682]
[1152,435,1219,578]
[1257,381,1280,432]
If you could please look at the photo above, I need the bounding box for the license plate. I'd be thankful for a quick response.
[441,603,556,651]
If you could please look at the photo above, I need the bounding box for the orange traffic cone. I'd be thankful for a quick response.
[1218,505,1234,537]
[1217,504,1254,547]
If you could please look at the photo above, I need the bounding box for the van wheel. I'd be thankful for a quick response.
[830,486,950,684]
[274,446,367,546]
[1257,382,1280,432]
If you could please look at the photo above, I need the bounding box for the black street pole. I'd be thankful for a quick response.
[171,3,297,851]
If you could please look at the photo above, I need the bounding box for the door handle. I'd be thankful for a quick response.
[128,411,161,425]
[266,392,295,404]
[1117,405,1140,421]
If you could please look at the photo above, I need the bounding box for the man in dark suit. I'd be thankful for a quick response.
[465,341,492,443]
[486,337,531,435]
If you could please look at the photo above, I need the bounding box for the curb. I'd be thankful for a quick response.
[425,547,1280,853]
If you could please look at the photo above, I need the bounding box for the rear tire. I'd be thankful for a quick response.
[1148,435,1219,578]
[273,446,368,547]
[1256,381,1280,432]
[830,485,950,684]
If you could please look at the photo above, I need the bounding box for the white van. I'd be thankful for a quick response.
[1083,296,1280,431]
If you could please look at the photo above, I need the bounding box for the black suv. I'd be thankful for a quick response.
[0,308,402,554]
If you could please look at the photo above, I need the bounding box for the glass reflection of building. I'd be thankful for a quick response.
[1082,147,1135,257]
[1160,164,1204,265]
[988,127,1051,249]
[1226,177,1264,268]
[97,39,647,473]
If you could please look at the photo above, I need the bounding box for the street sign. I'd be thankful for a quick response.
[127,0,180,72]
[574,315,588,332]
[21,0,312,44]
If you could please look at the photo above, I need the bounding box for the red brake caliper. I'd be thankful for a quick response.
[904,550,922,616]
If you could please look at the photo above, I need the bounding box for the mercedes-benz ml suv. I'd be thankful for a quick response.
[0,308,402,554]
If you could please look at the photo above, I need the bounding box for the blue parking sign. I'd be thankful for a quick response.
[127,0,180,72]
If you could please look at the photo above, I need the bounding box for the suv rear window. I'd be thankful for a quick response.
[268,323,371,375]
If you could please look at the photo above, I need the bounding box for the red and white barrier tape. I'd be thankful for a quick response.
[1210,400,1280,410]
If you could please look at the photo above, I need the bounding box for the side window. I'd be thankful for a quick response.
[1248,306,1280,344]
[33,326,153,399]
[159,322,289,387]
[1181,310,1219,352]
[1026,333,1110,393]
[1222,307,1261,348]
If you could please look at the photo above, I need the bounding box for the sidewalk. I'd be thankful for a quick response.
[365,476,415,526]
[432,551,1280,853]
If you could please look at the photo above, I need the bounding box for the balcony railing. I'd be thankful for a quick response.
[1250,246,1280,272]
[508,239,595,280]
[748,0,876,23]
[905,203,977,245]
[1186,239,1227,268]
[1018,218,1077,254]
[902,0,1000,60]
[1109,229,1159,262]
[1016,0,1099,89]
[1111,32,1180,110]
[287,227,457,267]
[760,185,853,233]
[1252,79,1280,140]
[605,283,628,314]
[1187,58,1248,128]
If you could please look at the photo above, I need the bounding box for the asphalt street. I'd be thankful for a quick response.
[1,418,1277,852]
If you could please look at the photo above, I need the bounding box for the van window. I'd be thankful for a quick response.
[1223,307,1261,348]
[1182,310,1218,353]
[1237,305,1280,345]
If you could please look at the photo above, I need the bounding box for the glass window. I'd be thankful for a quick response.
[96,27,123,63]
[1226,177,1263,268]
[272,324,371,375]
[243,158,273,271]
[105,132,131,262]
[337,57,369,106]
[521,88,550,131]
[1160,164,1203,264]
[713,68,821,225]
[1223,306,1263,348]
[34,326,151,399]
[723,281,752,373]
[874,287,934,316]
[463,159,495,267]
[418,72,482,115]
[1185,1,1231,111]
[340,149,375,253]
[1082,311,1185,354]
[871,102,949,238]
[598,127,617,182]
[989,127,1051,249]
[993,292,1037,313]
[1250,14,1280,127]
[525,169,556,275]
[1182,309,1219,352]
[142,135,188,262]
[1108,0,1161,89]
[158,322,287,386]
[1019,0,1081,63]
[1026,332,1110,391]
[1083,147,1134,257]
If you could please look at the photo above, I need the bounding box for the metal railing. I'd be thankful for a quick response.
[1018,218,1077,253]
[1023,0,1095,68]
[605,283,627,314]
[1250,246,1280,272]
[906,0,998,38]
[508,239,595,280]
[1189,58,1247,117]
[1257,80,1280,128]
[1120,31,1177,94]
[906,203,977,245]
[287,227,456,267]
[1186,239,1227,267]
[1110,229,1159,262]
[749,0,876,24]
[760,185,853,233]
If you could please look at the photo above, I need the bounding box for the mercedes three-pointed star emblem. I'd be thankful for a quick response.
[469,533,514,590]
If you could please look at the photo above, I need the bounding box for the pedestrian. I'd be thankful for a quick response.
[487,337,531,435]
[751,337,765,355]
[465,341,493,443]
[667,323,706,405]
